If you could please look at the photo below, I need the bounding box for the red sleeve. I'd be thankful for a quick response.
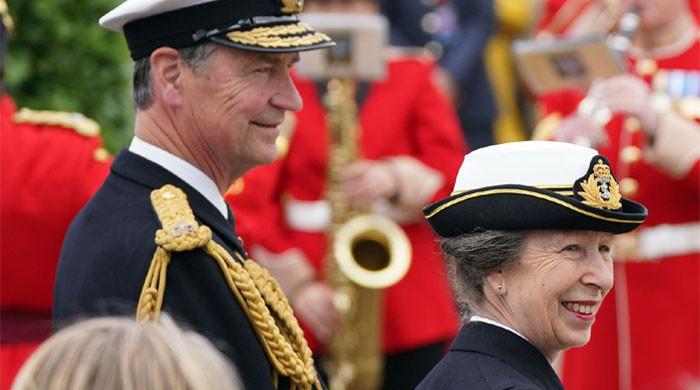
[407,61,468,202]
[679,160,700,193]
[226,157,296,254]
[537,88,585,117]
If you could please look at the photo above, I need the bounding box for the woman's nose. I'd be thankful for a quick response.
[582,253,614,294]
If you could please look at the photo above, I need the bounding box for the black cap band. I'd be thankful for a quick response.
[123,1,284,60]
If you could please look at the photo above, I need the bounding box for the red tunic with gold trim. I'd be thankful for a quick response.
[538,32,700,390]
[0,94,111,389]
[227,58,465,354]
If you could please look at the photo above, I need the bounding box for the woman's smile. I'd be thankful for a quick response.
[561,300,599,322]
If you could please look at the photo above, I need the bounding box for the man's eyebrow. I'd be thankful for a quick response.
[258,53,300,65]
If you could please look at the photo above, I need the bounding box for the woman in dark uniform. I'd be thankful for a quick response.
[418,141,647,389]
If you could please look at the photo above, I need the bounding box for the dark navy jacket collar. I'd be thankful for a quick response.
[111,150,246,257]
[451,321,564,390]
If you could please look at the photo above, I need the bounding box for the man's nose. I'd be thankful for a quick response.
[272,75,303,113]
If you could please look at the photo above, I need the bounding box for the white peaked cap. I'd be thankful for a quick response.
[452,141,597,193]
[100,0,216,31]
[97,0,334,60]
[423,141,647,237]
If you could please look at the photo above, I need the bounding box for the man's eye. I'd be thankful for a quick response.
[255,67,273,74]
[599,245,611,253]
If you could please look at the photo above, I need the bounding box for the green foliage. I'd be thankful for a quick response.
[5,0,133,152]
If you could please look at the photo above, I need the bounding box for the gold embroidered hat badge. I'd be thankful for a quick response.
[575,157,622,210]
[280,0,303,13]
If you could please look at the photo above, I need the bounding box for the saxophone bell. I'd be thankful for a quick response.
[333,214,412,290]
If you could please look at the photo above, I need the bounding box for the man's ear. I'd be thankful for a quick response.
[150,47,184,108]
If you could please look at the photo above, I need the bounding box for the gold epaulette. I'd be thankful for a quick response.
[138,184,321,390]
[12,108,100,137]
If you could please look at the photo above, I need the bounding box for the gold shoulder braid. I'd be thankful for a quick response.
[12,108,101,137]
[138,184,321,390]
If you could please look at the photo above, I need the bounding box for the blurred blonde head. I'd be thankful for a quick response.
[12,315,240,390]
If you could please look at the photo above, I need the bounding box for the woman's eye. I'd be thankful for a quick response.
[562,244,581,252]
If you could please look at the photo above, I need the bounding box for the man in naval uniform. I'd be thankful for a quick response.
[52,1,334,389]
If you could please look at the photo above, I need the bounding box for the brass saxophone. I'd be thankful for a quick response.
[322,78,411,390]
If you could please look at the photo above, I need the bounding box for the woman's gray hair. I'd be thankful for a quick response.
[133,43,218,109]
[440,230,525,317]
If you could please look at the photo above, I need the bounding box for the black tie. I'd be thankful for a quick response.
[226,205,235,229]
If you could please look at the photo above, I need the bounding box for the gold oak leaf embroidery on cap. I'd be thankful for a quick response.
[578,159,622,210]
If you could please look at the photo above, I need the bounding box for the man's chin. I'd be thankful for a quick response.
[256,149,278,166]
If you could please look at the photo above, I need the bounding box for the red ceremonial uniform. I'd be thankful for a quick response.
[0,94,111,389]
[537,32,700,390]
[538,1,700,37]
[536,0,597,36]
[227,58,465,354]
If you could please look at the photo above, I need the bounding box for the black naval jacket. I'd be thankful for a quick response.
[417,321,564,390]
[53,150,281,390]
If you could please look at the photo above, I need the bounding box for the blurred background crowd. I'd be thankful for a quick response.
[2,0,699,389]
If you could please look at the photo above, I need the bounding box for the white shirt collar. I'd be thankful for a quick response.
[469,315,530,343]
[128,137,229,218]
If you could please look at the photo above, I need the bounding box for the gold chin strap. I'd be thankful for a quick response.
[138,184,321,390]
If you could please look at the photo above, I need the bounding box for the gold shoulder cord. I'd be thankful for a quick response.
[138,184,321,390]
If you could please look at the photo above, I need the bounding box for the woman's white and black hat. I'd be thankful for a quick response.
[100,0,334,60]
[424,141,647,237]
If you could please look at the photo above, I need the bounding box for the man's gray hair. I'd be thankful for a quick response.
[440,230,525,317]
[133,43,218,109]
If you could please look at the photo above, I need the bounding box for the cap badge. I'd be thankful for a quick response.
[280,0,303,14]
[577,158,622,210]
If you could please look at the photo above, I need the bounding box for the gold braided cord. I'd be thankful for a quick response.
[137,185,320,390]
[137,187,214,320]
[244,259,316,378]
[205,246,320,389]
[136,247,169,321]
[227,22,331,48]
